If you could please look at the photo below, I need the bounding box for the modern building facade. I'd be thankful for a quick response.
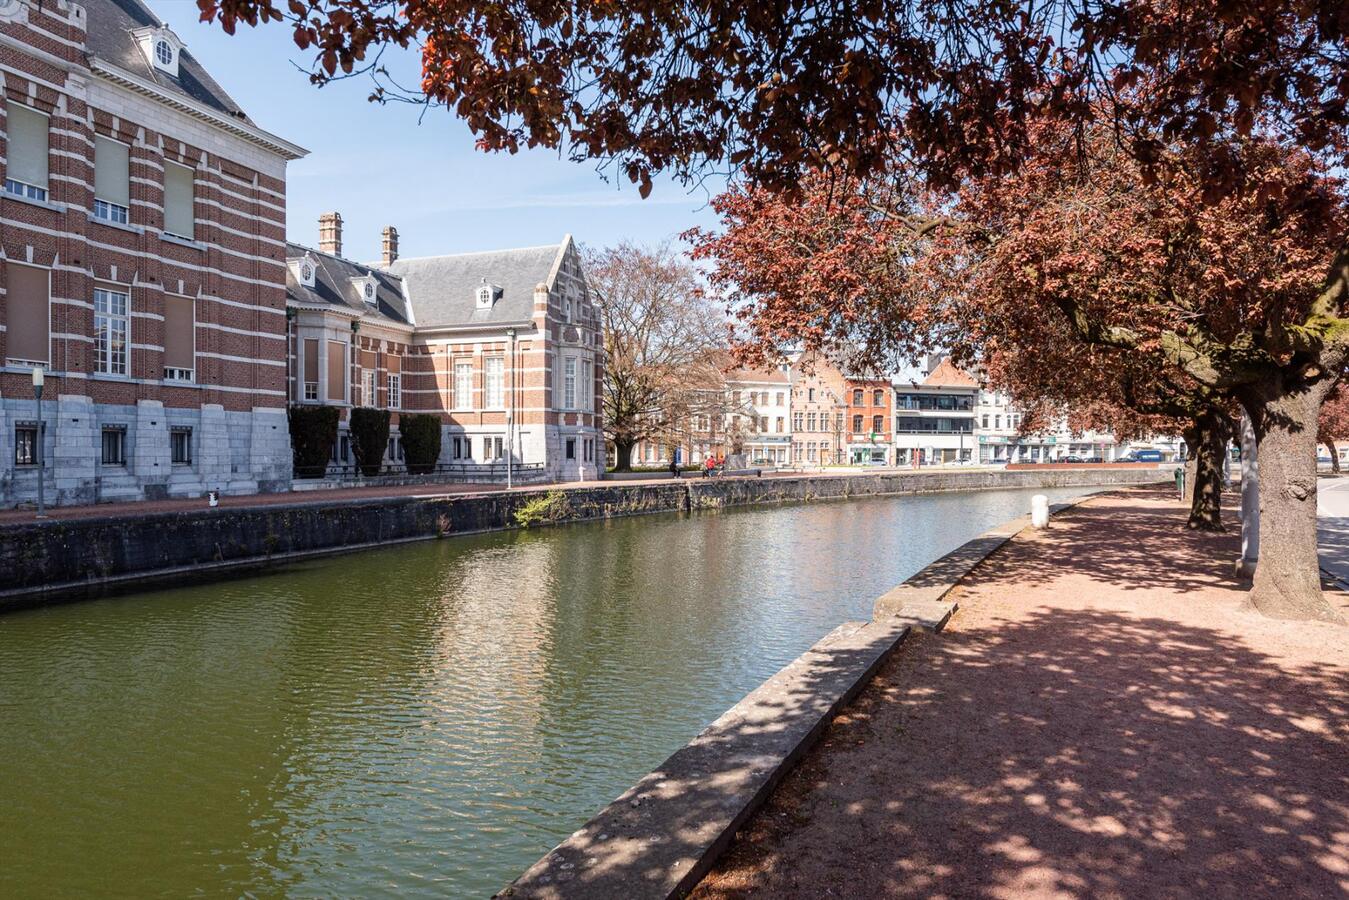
[1,0,305,507]
[285,217,604,480]
[892,358,978,465]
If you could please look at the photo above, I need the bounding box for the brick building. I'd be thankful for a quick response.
[0,0,305,506]
[285,216,604,480]
[844,375,892,465]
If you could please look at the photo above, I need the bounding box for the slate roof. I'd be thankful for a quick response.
[285,243,413,327]
[383,242,565,329]
[85,0,248,120]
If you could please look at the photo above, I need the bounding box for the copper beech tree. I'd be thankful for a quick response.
[688,128,1348,621]
[195,0,1349,618]
[1318,383,1349,474]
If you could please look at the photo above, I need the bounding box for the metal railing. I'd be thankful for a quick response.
[293,460,547,482]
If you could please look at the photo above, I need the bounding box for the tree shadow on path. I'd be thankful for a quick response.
[696,607,1349,899]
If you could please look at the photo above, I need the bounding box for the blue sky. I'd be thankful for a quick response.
[155,1,723,262]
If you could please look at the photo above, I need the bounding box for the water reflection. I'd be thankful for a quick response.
[0,486,1091,897]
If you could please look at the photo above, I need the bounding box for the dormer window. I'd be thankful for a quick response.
[133,26,184,78]
[290,255,317,288]
[476,279,502,310]
[350,275,378,306]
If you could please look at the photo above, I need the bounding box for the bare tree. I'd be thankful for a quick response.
[588,242,727,471]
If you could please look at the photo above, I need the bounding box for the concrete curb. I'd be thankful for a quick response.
[498,489,1111,900]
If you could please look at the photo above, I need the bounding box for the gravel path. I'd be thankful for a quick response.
[694,487,1349,899]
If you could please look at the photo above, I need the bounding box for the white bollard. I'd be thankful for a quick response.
[1031,493,1049,528]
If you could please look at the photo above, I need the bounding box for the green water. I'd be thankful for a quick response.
[0,486,1091,898]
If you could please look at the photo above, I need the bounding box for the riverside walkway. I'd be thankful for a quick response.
[693,486,1349,899]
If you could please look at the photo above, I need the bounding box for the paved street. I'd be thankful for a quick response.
[1317,476,1349,584]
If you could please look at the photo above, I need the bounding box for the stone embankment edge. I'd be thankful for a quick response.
[0,470,1164,609]
[496,490,1115,900]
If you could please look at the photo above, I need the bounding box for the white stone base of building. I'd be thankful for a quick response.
[0,394,292,508]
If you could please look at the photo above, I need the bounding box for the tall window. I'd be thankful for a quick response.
[454,361,473,410]
[873,415,884,434]
[874,389,884,405]
[163,161,195,239]
[163,295,195,381]
[793,412,803,431]
[807,413,817,431]
[93,136,130,224]
[4,262,50,367]
[387,373,402,410]
[582,359,593,411]
[776,392,785,406]
[362,369,376,408]
[853,389,863,404]
[563,357,577,409]
[93,288,129,375]
[484,356,504,408]
[852,415,863,433]
[4,103,48,202]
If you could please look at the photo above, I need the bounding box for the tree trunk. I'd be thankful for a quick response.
[1243,386,1344,622]
[1327,441,1341,474]
[1183,409,1230,531]
[614,439,636,472]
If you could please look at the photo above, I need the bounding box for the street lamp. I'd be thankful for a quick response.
[32,366,45,518]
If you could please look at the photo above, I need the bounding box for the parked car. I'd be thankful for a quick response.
[1123,449,1164,462]
[1062,455,1084,463]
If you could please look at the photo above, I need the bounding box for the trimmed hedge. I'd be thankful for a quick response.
[401,414,442,474]
[289,405,340,479]
[350,407,391,477]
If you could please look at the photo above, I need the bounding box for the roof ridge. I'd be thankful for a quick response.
[388,243,563,264]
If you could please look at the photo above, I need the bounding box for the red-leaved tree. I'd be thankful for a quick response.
[1318,383,1349,474]
[689,125,1348,620]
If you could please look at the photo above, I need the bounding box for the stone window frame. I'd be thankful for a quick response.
[170,427,192,465]
[101,425,128,467]
[13,421,40,467]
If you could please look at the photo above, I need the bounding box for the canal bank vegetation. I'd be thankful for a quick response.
[513,491,573,528]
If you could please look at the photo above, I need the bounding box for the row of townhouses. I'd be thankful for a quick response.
[626,354,1180,469]
[1,0,601,508]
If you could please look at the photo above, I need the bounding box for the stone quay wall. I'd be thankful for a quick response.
[0,467,1166,607]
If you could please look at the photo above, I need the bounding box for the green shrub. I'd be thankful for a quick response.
[513,490,571,528]
[349,407,391,477]
[401,414,442,474]
[288,406,340,478]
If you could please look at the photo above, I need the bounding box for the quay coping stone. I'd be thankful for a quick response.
[497,615,927,900]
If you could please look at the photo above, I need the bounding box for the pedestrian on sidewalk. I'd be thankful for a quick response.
[669,447,681,479]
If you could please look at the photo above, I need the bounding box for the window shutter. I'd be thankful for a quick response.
[303,339,318,383]
[5,103,48,188]
[94,137,130,207]
[3,263,50,363]
[386,354,401,375]
[162,295,195,370]
[163,161,194,238]
[326,340,346,401]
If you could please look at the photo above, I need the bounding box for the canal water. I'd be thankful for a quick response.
[0,485,1092,898]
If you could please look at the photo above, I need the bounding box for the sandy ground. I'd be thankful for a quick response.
[693,487,1349,899]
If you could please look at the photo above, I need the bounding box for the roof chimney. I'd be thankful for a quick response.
[381,226,399,267]
[318,211,343,257]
